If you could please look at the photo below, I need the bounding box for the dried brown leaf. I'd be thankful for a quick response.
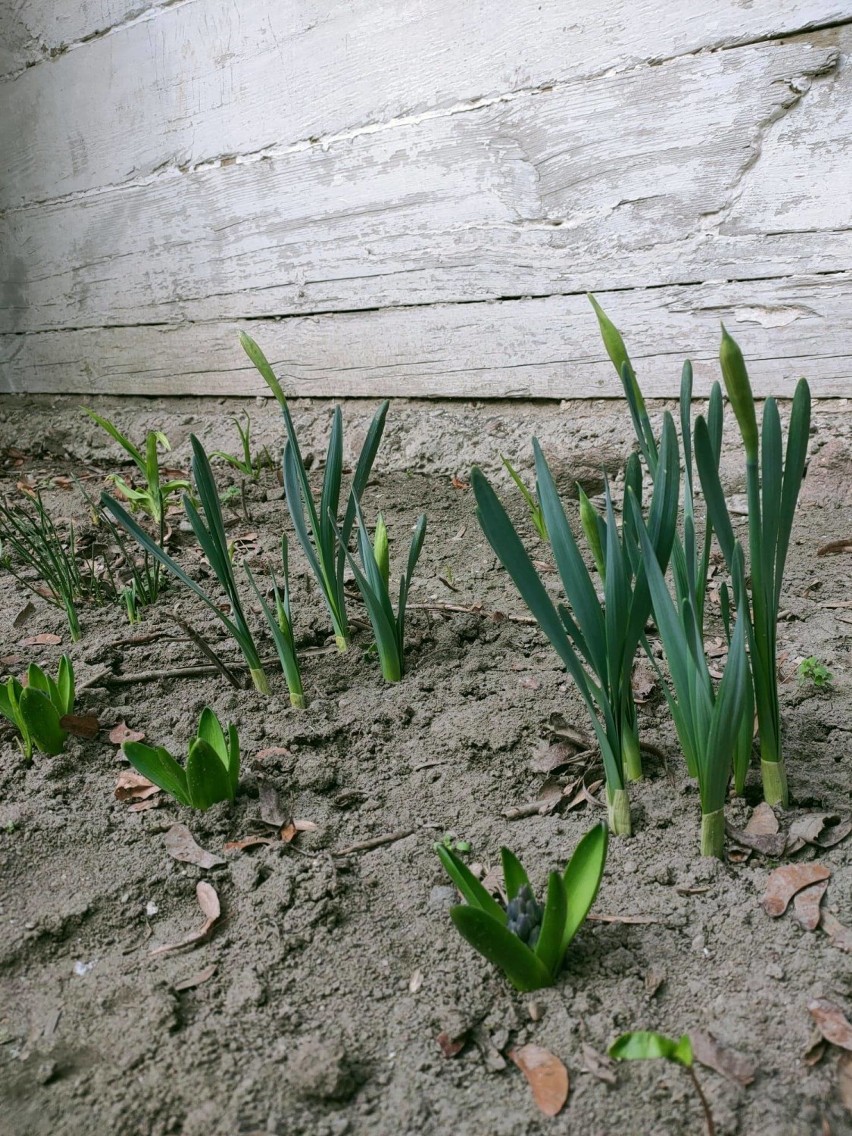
[150,881,221,956]
[436,1030,466,1058]
[839,1052,852,1111]
[691,1031,756,1086]
[60,713,100,740]
[509,1044,570,1117]
[19,633,61,646]
[163,824,226,870]
[809,1000,852,1052]
[529,740,583,775]
[821,912,852,953]
[109,721,145,745]
[173,963,217,992]
[114,771,160,802]
[581,1043,617,1084]
[762,864,831,917]
[792,880,829,932]
[129,797,162,813]
[280,819,318,844]
[223,835,278,853]
[12,603,35,629]
[745,802,779,837]
[258,782,287,827]
[254,745,292,763]
[726,820,787,858]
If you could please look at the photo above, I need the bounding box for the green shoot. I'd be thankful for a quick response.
[0,655,75,761]
[631,497,750,857]
[609,1031,715,1136]
[437,823,608,992]
[797,656,833,688]
[472,418,679,835]
[245,534,305,707]
[500,455,547,540]
[695,328,811,807]
[240,332,389,652]
[122,707,240,810]
[83,410,189,528]
[340,499,427,682]
[441,832,472,855]
[212,415,271,480]
[102,436,270,693]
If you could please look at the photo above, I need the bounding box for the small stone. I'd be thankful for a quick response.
[691,933,706,952]
[35,1060,57,1085]
[623,860,638,874]
[286,1037,361,1102]
[765,962,785,980]
[527,1001,546,1022]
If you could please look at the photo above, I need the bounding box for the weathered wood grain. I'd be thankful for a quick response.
[2,38,847,336]
[1,0,849,207]
[3,277,850,399]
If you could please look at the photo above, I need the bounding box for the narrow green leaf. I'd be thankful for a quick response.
[239,332,288,409]
[436,844,506,922]
[57,655,74,716]
[450,906,553,992]
[196,707,228,765]
[18,687,67,755]
[500,847,531,902]
[534,870,568,977]
[561,822,608,953]
[123,741,190,805]
[775,378,811,607]
[694,416,736,565]
[83,408,145,470]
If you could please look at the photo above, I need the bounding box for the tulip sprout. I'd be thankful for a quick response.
[500,454,548,540]
[472,419,678,835]
[212,414,271,480]
[122,707,240,810]
[245,535,304,707]
[0,655,75,761]
[240,332,388,653]
[695,328,811,807]
[437,823,608,992]
[103,436,270,693]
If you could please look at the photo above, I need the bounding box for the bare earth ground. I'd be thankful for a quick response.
[0,394,850,1136]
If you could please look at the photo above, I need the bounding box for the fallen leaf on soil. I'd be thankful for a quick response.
[60,713,100,740]
[129,797,162,812]
[450,476,470,490]
[691,1031,756,1086]
[254,745,292,763]
[529,740,583,775]
[821,912,852,953]
[114,771,160,802]
[150,881,221,956]
[281,819,318,844]
[803,1032,827,1066]
[223,835,277,853]
[173,964,217,992]
[258,782,287,827]
[839,1052,852,1110]
[726,818,786,858]
[787,814,852,855]
[564,779,605,812]
[109,721,145,745]
[808,1000,852,1052]
[12,603,35,629]
[762,864,831,917]
[581,1043,617,1084]
[745,802,779,836]
[19,633,61,646]
[436,1030,466,1058]
[0,654,21,668]
[519,675,540,690]
[817,538,852,556]
[792,879,830,931]
[644,968,665,998]
[509,1044,570,1117]
[163,824,226,869]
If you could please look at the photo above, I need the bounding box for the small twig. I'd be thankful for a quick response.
[438,575,460,593]
[171,613,243,690]
[816,538,852,557]
[334,828,417,857]
[687,1065,716,1136]
[586,913,662,925]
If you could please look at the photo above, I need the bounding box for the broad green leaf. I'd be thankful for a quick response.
[0,679,17,726]
[123,741,190,805]
[534,870,568,977]
[18,687,67,755]
[436,845,506,923]
[186,738,235,810]
[340,400,390,553]
[450,906,553,992]
[196,707,228,765]
[561,822,608,953]
[500,847,531,902]
[226,723,241,797]
[57,655,74,716]
[240,332,288,409]
[610,1030,693,1067]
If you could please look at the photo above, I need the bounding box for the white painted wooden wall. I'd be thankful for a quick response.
[1,2,851,398]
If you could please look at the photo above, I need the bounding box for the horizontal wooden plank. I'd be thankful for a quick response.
[2,38,847,335]
[1,1,848,207]
[3,277,850,399]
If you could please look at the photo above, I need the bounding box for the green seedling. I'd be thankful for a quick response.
[797,656,833,688]
[441,832,471,855]
[340,500,427,682]
[240,332,388,652]
[500,455,547,540]
[589,297,754,794]
[245,534,305,708]
[0,655,75,761]
[609,1031,715,1136]
[437,823,608,992]
[84,410,189,528]
[123,707,239,810]
[695,328,811,808]
[632,498,750,857]
[472,419,678,835]
[212,415,271,480]
[103,436,270,693]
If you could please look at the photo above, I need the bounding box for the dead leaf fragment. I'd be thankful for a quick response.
[281,819,318,844]
[745,802,779,837]
[150,881,221,956]
[173,964,217,992]
[19,633,61,646]
[115,771,160,802]
[223,836,277,853]
[726,819,787,858]
[12,603,35,629]
[509,1044,570,1117]
[839,1052,852,1111]
[809,1000,852,1052]
[436,1030,466,1058]
[581,1042,617,1085]
[258,781,287,827]
[60,713,100,740]
[821,912,852,953]
[254,745,292,763]
[788,814,852,855]
[129,797,162,813]
[762,864,831,917]
[163,824,226,870]
[691,1031,756,1086]
[792,879,829,932]
[109,721,145,745]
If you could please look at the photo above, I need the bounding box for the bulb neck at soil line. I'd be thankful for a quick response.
[335,634,349,653]
[761,758,788,809]
[607,788,632,836]
[249,668,270,694]
[700,808,725,859]
[290,692,306,709]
